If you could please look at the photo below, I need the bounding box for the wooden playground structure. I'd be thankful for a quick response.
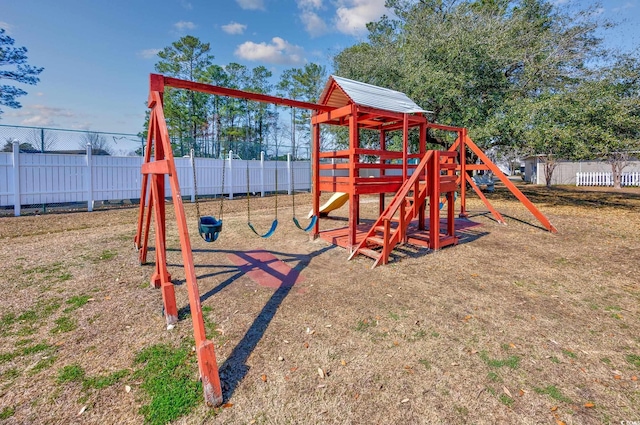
[134,73,556,406]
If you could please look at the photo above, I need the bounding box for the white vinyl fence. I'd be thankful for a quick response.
[0,142,310,216]
[576,171,640,187]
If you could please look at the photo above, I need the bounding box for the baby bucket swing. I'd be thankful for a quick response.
[192,152,223,242]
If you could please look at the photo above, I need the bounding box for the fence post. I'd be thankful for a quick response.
[287,153,292,195]
[228,150,233,200]
[86,143,94,212]
[190,148,195,203]
[12,141,20,217]
[260,151,265,197]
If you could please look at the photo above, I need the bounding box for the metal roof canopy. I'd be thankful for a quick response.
[319,75,431,114]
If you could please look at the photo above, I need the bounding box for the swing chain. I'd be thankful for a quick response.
[274,159,278,218]
[290,106,296,216]
[219,152,225,220]
[191,153,202,220]
[246,160,251,224]
[192,148,226,227]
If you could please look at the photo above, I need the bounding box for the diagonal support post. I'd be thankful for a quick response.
[464,136,557,233]
[136,77,223,407]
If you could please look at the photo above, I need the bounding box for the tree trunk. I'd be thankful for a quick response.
[609,152,628,190]
[611,162,622,189]
[543,157,557,188]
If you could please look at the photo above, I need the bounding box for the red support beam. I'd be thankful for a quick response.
[459,129,468,217]
[418,122,426,230]
[136,80,223,407]
[356,105,426,124]
[402,114,409,181]
[464,135,557,233]
[465,174,506,224]
[348,104,358,249]
[135,111,156,251]
[160,74,333,112]
[311,121,320,239]
[312,104,353,124]
[141,160,171,175]
[429,152,440,250]
[379,129,386,215]
[427,122,464,132]
[139,189,152,265]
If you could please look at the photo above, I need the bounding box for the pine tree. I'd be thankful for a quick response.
[0,28,44,117]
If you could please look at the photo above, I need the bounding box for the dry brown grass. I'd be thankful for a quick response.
[0,183,639,424]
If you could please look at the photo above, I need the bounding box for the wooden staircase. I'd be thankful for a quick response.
[348,150,459,268]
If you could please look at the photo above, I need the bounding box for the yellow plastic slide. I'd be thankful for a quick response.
[308,192,349,218]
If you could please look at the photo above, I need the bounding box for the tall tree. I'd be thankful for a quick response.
[573,54,640,188]
[0,28,44,117]
[248,66,273,157]
[277,63,327,157]
[201,64,229,158]
[511,90,586,186]
[222,63,250,157]
[155,36,214,156]
[333,0,604,153]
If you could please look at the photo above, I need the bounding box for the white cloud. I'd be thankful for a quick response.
[235,37,305,65]
[180,0,192,9]
[68,122,93,131]
[8,105,76,127]
[222,22,247,35]
[0,21,12,34]
[334,0,388,36]
[613,2,634,12]
[138,48,161,59]
[297,0,327,36]
[297,0,323,9]
[236,0,265,10]
[301,11,328,37]
[173,21,196,31]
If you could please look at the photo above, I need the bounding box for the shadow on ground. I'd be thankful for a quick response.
[166,245,336,400]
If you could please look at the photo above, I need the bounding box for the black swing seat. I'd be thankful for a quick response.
[199,216,223,242]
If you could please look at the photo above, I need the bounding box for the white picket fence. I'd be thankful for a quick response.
[0,142,310,216]
[576,171,640,187]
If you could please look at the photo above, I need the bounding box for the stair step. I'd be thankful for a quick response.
[438,235,459,247]
[366,236,385,246]
[358,248,381,260]
[407,234,430,244]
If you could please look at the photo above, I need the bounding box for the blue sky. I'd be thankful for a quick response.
[1,0,638,136]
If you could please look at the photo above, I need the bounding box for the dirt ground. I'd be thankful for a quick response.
[0,183,639,424]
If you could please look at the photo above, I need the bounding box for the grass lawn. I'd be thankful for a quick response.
[0,183,638,424]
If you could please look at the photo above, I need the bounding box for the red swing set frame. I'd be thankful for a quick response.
[134,73,556,406]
